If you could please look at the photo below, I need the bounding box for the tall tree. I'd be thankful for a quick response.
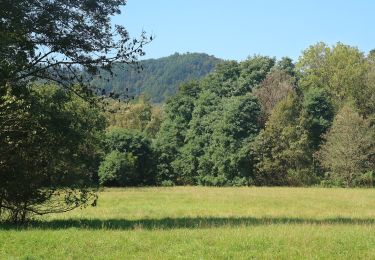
[0,0,149,221]
[318,105,375,187]
[164,57,268,186]
[155,81,201,184]
[300,87,334,150]
[253,70,295,127]
[297,42,367,106]
[105,96,163,137]
[252,94,315,186]
[0,85,105,222]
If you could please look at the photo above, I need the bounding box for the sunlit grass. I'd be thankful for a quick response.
[2,187,375,259]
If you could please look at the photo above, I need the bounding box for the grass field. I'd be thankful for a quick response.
[2,187,375,259]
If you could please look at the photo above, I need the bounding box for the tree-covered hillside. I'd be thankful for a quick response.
[91,53,222,103]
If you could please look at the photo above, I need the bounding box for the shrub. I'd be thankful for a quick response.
[98,151,137,186]
[353,171,375,187]
[101,128,157,186]
[161,180,175,187]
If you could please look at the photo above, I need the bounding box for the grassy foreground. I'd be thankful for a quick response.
[2,187,375,259]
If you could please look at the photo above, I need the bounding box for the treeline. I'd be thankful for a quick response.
[91,52,221,103]
[99,42,375,187]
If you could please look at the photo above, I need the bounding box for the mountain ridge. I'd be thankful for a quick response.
[91,52,222,103]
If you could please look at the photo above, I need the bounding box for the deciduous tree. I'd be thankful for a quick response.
[318,105,375,187]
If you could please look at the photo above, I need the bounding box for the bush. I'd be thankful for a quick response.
[286,169,318,186]
[101,128,157,186]
[198,175,229,186]
[353,171,375,187]
[98,151,137,186]
[161,180,175,187]
[231,177,250,187]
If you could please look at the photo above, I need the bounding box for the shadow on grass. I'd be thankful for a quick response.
[1,216,375,230]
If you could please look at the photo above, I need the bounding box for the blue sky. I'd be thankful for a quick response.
[113,0,375,61]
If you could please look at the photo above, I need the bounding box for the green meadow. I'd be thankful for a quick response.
[2,187,375,259]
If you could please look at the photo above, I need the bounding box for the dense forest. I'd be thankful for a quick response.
[91,53,221,103]
[101,42,375,188]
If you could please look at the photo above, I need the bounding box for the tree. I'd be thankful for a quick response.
[105,95,163,138]
[0,85,105,222]
[300,87,334,150]
[297,42,367,106]
[274,57,296,77]
[98,151,137,186]
[238,56,275,91]
[318,105,375,187]
[102,128,157,186]
[196,94,261,186]
[155,81,201,184]
[253,70,295,127]
[252,94,315,186]
[0,0,150,92]
[358,52,375,122]
[165,58,267,186]
[0,0,149,221]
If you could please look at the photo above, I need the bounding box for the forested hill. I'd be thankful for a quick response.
[91,52,222,103]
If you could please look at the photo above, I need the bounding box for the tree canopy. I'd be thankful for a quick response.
[0,0,149,222]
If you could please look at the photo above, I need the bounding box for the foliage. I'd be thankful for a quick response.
[318,105,375,187]
[154,81,201,184]
[101,128,157,186]
[297,42,368,107]
[361,52,375,121]
[252,94,316,186]
[0,0,151,221]
[275,57,297,77]
[238,55,275,91]
[91,53,221,103]
[0,0,151,222]
[193,94,260,186]
[99,43,375,189]
[0,0,150,94]
[105,96,163,138]
[0,85,105,222]
[98,151,137,186]
[253,70,295,127]
[300,87,334,150]
[156,56,272,186]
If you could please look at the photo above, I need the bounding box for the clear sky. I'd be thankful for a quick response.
[113,0,375,61]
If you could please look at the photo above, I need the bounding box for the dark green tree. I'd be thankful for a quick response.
[161,57,268,186]
[155,81,201,184]
[0,85,105,222]
[0,0,149,221]
[238,56,275,91]
[301,87,334,150]
[103,128,157,186]
[196,94,261,186]
[98,151,137,186]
